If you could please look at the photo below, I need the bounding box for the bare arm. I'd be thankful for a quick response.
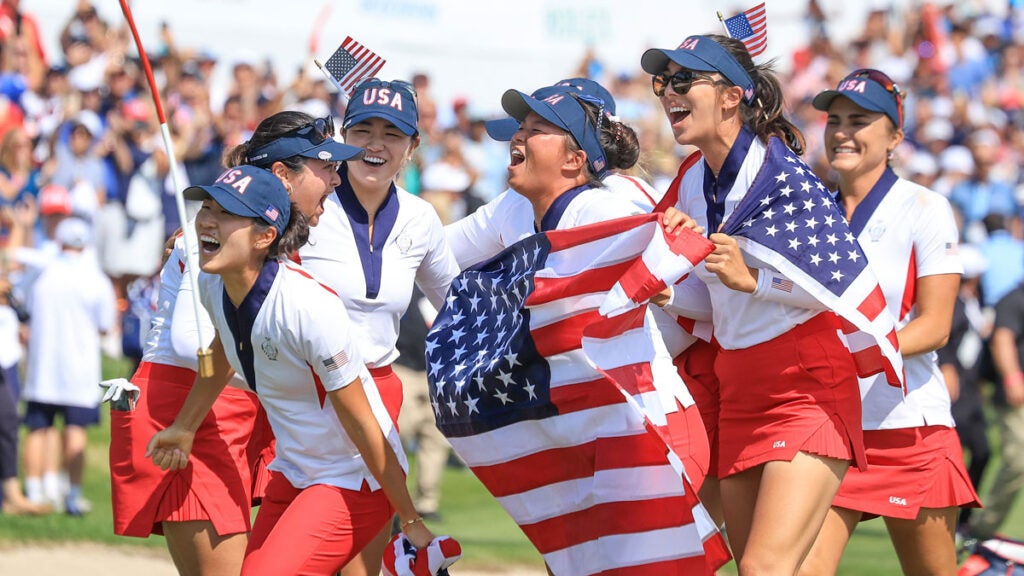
[896,273,959,357]
[328,381,435,548]
[146,334,236,469]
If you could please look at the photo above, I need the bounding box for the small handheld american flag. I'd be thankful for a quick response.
[317,36,386,96]
[722,3,768,58]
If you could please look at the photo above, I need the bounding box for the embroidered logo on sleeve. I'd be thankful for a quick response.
[322,349,350,372]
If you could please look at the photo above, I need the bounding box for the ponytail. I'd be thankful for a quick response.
[706,34,806,155]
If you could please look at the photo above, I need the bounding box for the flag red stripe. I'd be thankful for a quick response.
[544,214,657,252]
[528,261,632,305]
[616,255,664,303]
[849,345,886,376]
[531,310,603,357]
[605,362,656,396]
[594,556,721,576]
[857,284,887,321]
[550,377,628,414]
[521,496,695,553]
[580,306,645,339]
[886,328,900,350]
[667,227,717,266]
[470,433,673,497]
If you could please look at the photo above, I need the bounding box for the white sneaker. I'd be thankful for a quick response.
[64,495,92,517]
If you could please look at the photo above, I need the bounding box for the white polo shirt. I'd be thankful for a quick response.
[143,236,212,370]
[850,173,962,430]
[298,185,459,368]
[24,251,116,408]
[198,260,406,490]
[676,134,826,350]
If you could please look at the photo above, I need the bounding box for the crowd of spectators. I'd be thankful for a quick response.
[0,0,1021,526]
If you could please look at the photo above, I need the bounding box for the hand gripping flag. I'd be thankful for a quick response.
[724,3,768,58]
[322,36,385,95]
[425,213,730,575]
[382,534,462,576]
[720,136,905,391]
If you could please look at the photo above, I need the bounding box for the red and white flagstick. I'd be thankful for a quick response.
[118,0,213,377]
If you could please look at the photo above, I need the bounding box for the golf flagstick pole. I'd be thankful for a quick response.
[118,0,213,377]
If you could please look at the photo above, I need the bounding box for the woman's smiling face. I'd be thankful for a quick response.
[823,96,901,178]
[342,117,415,189]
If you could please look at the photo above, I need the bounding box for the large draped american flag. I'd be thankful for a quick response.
[426,214,730,575]
[721,137,905,390]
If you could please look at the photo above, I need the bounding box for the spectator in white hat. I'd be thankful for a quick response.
[21,215,115,515]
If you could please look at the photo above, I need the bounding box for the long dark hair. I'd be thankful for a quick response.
[567,97,642,186]
[707,34,806,155]
[223,111,313,171]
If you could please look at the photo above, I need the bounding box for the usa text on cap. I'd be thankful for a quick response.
[343,78,419,137]
[183,165,291,236]
[812,68,903,129]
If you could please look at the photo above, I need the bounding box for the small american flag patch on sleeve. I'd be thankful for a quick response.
[771,275,794,293]
[322,349,349,372]
[945,242,959,255]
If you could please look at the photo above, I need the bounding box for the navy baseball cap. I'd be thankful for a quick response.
[501,89,608,178]
[245,116,364,167]
[812,68,904,129]
[486,77,617,142]
[184,165,291,236]
[641,35,755,105]
[343,78,419,136]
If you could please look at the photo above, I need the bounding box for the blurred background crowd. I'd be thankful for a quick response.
[0,0,1022,531]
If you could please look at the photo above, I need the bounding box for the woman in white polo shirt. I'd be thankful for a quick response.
[294,77,460,576]
[444,78,716,497]
[147,165,456,575]
[800,68,979,576]
[109,110,361,576]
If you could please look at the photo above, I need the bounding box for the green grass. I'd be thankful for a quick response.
[2,356,1020,574]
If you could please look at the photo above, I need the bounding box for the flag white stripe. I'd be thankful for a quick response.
[528,292,605,329]
[497,465,689,524]
[545,525,707,575]
[448,403,646,466]
[547,349,603,387]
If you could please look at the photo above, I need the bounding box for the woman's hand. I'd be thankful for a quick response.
[401,517,436,549]
[705,233,758,293]
[662,207,704,236]
[145,425,195,470]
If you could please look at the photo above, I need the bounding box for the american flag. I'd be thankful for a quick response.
[323,36,386,96]
[322,349,349,372]
[724,3,768,58]
[426,214,730,575]
[721,137,905,390]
